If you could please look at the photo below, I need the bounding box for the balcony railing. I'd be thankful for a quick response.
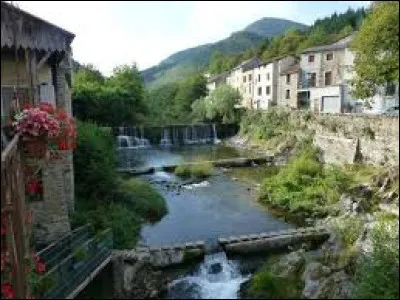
[35,226,113,299]
[298,79,317,89]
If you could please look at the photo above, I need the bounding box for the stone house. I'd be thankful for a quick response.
[252,56,297,110]
[1,1,75,248]
[278,62,300,109]
[226,57,260,108]
[206,71,229,93]
[297,35,357,113]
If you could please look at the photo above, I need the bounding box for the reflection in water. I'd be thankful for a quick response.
[117,144,257,170]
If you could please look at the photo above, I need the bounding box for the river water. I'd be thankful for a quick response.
[118,144,292,299]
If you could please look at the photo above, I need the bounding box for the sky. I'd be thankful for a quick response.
[15,1,370,75]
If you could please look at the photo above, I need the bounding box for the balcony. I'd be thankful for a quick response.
[298,79,317,90]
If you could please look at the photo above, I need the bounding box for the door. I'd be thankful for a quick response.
[321,96,341,113]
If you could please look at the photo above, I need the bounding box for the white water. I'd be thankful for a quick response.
[168,252,250,299]
[182,181,210,190]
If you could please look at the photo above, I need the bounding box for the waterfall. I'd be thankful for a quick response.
[168,252,249,299]
[212,124,221,144]
[160,127,172,147]
[117,126,150,149]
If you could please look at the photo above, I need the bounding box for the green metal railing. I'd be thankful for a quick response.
[35,226,113,299]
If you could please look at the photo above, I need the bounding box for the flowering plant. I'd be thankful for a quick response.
[13,104,60,139]
[1,209,45,299]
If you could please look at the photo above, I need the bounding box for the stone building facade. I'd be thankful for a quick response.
[1,1,75,247]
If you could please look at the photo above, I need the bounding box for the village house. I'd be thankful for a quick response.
[1,1,75,248]
[206,71,229,92]
[278,62,301,109]
[252,56,297,110]
[225,57,260,108]
[296,35,357,113]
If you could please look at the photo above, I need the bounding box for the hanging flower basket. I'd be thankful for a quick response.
[21,135,48,159]
[13,103,61,159]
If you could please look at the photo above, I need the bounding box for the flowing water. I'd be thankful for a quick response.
[116,126,292,299]
[168,252,250,299]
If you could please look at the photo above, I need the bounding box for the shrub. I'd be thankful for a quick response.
[353,219,399,299]
[248,270,281,298]
[174,164,191,178]
[120,178,168,222]
[330,216,365,249]
[74,121,119,208]
[174,162,214,179]
[190,162,214,179]
[259,145,352,218]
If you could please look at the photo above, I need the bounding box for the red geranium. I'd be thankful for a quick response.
[1,282,14,299]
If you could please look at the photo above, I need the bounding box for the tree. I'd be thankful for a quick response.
[192,85,242,124]
[172,74,207,122]
[73,64,104,88]
[72,63,147,126]
[350,1,399,99]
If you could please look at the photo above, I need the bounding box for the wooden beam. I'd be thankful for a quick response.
[37,52,51,70]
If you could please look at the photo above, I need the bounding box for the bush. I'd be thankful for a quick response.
[174,162,214,179]
[120,178,168,222]
[190,162,214,179]
[259,145,351,218]
[353,219,399,299]
[72,121,168,249]
[74,121,119,208]
[174,164,192,178]
[330,216,365,249]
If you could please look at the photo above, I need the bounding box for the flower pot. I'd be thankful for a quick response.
[21,136,48,159]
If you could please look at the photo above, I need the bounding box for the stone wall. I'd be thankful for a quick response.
[291,112,399,166]
[30,155,72,246]
[218,227,330,255]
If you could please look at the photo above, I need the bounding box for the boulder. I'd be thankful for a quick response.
[275,249,305,277]
[349,183,373,199]
[303,262,331,282]
[209,262,222,274]
[312,271,354,299]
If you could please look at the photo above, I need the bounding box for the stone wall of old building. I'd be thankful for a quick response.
[30,51,75,247]
[291,112,399,166]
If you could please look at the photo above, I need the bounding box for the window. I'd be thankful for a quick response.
[267,73,270,80]
[258,74,261,82]
[326,53,333,61]
[249,74,252,81]
[308,55,314,62]
[309,73,316,87]
[325,71,332,86]
[286,74,291,84]
[258,87,262,96]
[266,86,271,95]
[385,82,396,96]
[243,76,246,83]
[249,84,251,93]
[285,89,290,99]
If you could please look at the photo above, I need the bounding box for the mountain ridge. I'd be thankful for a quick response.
[141,17,308,88]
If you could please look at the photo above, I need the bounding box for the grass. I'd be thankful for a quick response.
[259,145,351,218]
[174,162,214,179]
[353,218,399,299]
[120,178,168,222]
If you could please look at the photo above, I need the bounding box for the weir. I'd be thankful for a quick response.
[114,123,238,147]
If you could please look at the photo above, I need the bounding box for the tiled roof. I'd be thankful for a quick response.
[301,34,355,54]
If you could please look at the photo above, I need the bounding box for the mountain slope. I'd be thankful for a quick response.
[141,18,308,88]
[244,17,308,38]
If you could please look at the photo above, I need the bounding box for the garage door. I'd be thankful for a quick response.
[321,96,341,113]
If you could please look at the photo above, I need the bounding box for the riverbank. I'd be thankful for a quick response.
[225,110,399,299]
